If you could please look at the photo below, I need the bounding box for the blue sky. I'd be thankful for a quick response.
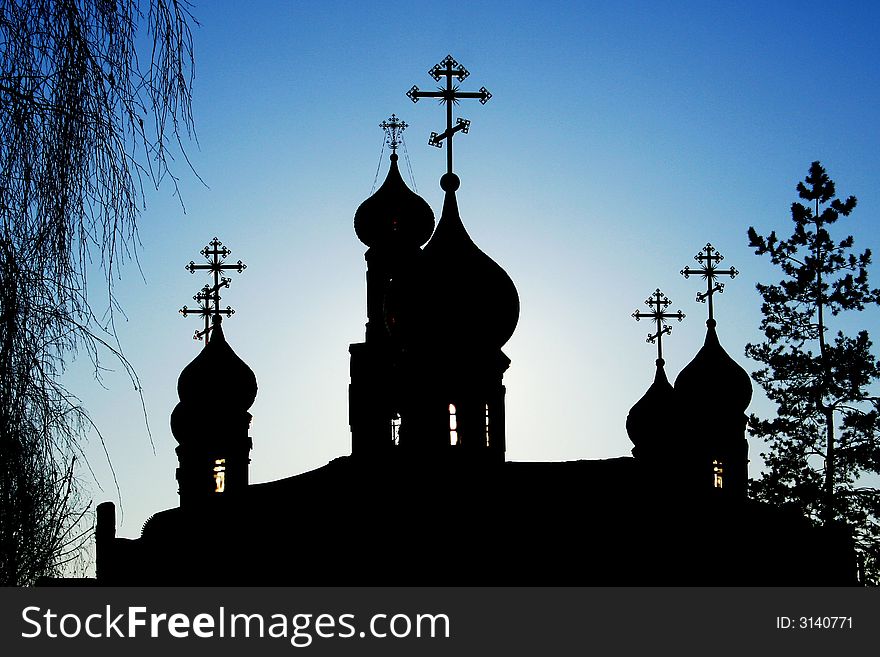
[71,0,880,537]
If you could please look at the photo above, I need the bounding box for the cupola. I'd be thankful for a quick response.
[627,358,678,458]
[354,153,435,250]
[402,173,520,352]
[674,319,752,414]
[171,317,257,444]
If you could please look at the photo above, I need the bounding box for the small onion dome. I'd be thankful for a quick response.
[176,317,257,413]
[674,319,752,413]
[404,173,520,350]
[626,359,677,450]
[354,154,435,249]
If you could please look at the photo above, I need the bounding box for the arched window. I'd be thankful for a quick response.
[391,413,401,445]
[485,403,490,447]
[213,458,227,493]
[449,403,458,446]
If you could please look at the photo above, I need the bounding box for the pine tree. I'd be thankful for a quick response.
[747,161,880,583]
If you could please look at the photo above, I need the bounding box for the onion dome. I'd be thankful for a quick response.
[674,319,752,412]
[401,173,519,350]
[626,359,678,452]
[354,154,435,249]
[171,317,257,443]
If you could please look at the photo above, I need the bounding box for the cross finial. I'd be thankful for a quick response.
[406,54,492,176]
[681,243,738,325]
[380,114,408,154]
[632,288,685,363]
[179,237,246,344]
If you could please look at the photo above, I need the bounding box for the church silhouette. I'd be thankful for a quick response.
[94,57,856,586]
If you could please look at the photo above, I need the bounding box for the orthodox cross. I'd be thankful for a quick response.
[380,114,407,154]
[632,288,685,363]
[179,237,246,343]
[180,283,230,342]
[680,243,738,324]
[406,54,492,175]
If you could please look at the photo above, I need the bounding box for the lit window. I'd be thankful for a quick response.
[449,403,458,446]
[485,403,490,447]
[213,458,226,493]
[712,460,723,489]
[391,414,401,445]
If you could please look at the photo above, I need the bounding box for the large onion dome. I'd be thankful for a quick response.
[354,154,435,249]
[171,317,257,443]
[674,319,752,413]
[398,173,519,350]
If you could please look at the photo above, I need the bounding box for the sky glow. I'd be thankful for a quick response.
[71,0,880,538]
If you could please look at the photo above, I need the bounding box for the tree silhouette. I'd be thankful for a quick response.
[747,161,880,584]
[0,0,197,585]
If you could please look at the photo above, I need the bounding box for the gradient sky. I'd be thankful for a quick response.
[70,0,880,540]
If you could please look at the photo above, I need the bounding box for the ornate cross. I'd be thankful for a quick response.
[632,289,685,363]
[180,283,232,342]
[406,54,491,175]
[380,114,408,154]
[681,243,738,323]
[179,237,246,343]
